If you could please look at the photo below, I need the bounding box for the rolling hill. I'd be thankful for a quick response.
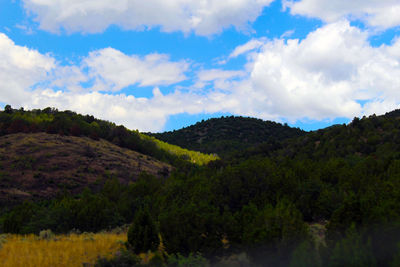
[151,116,305,158]
[0,132,171,203]
[0,107,216,204]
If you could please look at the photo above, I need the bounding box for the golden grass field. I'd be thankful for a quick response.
[0,232,126,267]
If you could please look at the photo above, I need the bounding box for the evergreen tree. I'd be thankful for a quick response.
[127,207,159,254]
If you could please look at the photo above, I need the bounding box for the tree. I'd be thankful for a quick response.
[4,104,12,114]
[127,207,159,254]
[329,224,376,267]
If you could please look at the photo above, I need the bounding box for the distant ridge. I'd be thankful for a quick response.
[151,116,305,158]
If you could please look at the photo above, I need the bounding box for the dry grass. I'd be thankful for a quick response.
[0,232,126,267]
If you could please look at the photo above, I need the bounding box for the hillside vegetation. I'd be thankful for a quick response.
[0,132,171,203]
[152,116,305,158]
[1,106,400,266]
[0,107,217,167]
[240,110,400,162]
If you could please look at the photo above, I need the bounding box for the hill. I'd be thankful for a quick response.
[247,111,400,162]
[0,132,171,203]
[151,116,305,158]
[0,107,217,167]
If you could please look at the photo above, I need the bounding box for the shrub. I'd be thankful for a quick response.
[39,229,55,240]
[167,253,210,267]
[95,248,140,267]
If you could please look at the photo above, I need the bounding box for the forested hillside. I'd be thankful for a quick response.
[1,106,400,266]
[238,110,400,162]
[151,116,305,158]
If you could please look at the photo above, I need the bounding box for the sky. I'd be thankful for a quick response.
[0,0,400,132]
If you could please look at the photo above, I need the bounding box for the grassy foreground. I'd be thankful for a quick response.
[0,232,126,267]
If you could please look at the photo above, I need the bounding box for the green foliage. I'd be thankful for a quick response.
[95,248,141,267]
[152,115,305,158]
[2,108,400,266]
[236,201,309,266]
[127,207,160,254]
[4,105,12,114]
[167,253,210,267]
[159,201,224,256]
[328,224,376,267]
[2,201,37,234]
[289,240,321,267]
[142,134,218,165]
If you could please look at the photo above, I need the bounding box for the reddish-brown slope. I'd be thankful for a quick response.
[0,132,171,202]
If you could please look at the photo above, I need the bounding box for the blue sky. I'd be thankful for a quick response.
[1,0,400,132]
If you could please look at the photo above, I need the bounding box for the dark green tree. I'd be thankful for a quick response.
[127,207,159,254]
[328,224,376,267]
[4,104,12,114]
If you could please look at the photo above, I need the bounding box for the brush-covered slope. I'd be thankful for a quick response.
[0,107,217,166]
[0,132,171,202]
[152,116,305,157]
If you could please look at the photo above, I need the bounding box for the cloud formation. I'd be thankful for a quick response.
[0,33,55,104]
[226,20,400,120]
[284,0,400,30]
[1,21,400,132]
[84,48,189,91]
[0,33,193,131]
[23,0,273,35]
[228,38,266,59]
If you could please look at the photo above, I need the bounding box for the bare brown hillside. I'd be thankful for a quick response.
[0,133,171,202]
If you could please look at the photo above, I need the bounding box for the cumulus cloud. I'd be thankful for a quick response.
[2,21,400,132]
[224,20,400,121]
[284,0,400,30]
[84,48,189,91]
[27,89,181,131]
[0,33,55,104]
[0,33,193,131]
[23,0,274,35]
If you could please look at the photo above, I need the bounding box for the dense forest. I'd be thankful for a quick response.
[1,105,400,266]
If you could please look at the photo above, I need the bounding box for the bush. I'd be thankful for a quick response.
[95,249,140,267]
[39,229,55,240]
[167,253,210,267]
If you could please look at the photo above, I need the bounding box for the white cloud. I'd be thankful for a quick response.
[284,0,400,30]
[0,33,55,104]
[0,33,193,132]
[2,22,400,132]
[228,38,267,59]
[224,20,400,120]
[198,69,245,82]
[84,48,189,91]
[23,0,274,35]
